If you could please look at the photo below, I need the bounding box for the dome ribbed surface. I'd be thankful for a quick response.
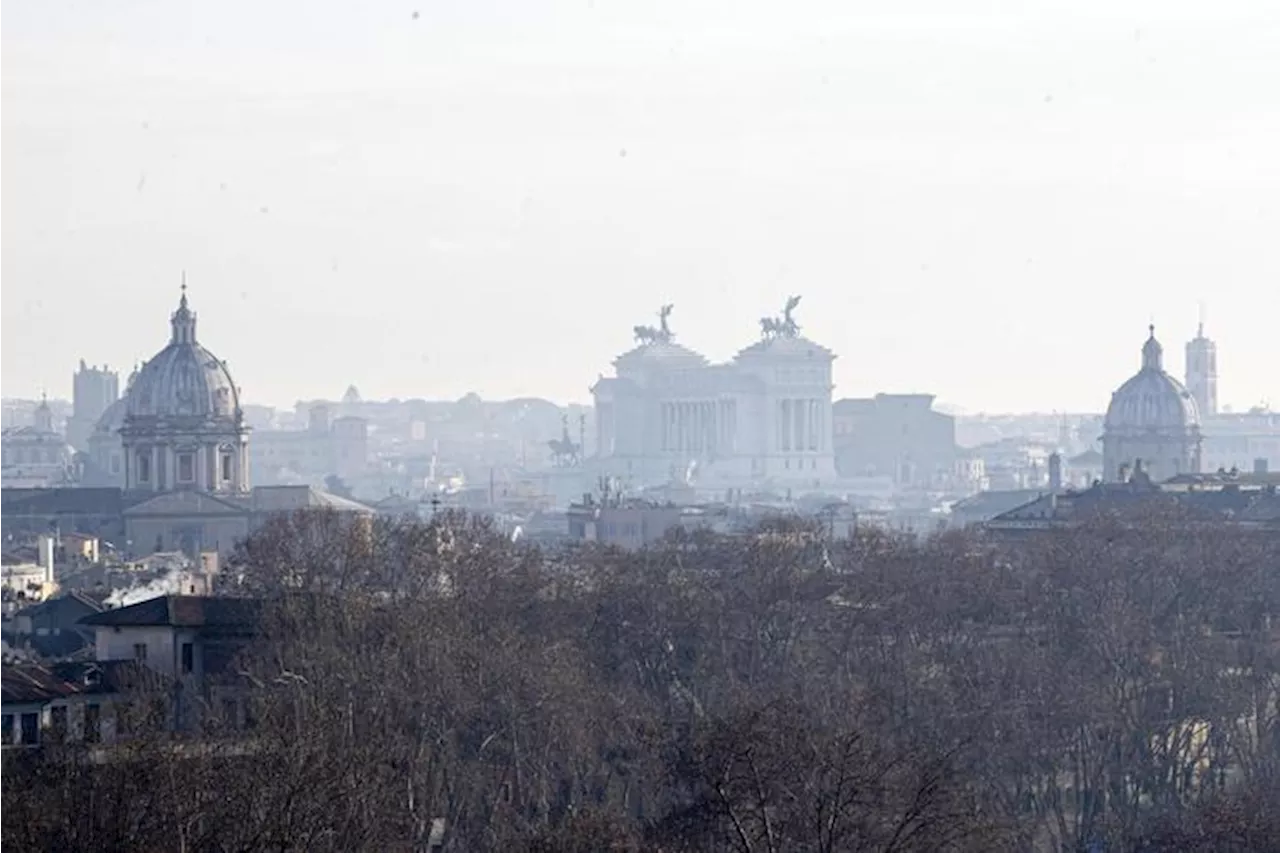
[125,291,241,421]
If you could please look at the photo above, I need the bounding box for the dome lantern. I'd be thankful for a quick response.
[170,275,198,345]
[1141,324,1163,371]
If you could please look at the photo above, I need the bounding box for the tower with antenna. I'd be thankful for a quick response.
[1185,303,1218,417]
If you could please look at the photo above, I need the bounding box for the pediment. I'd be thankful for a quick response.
[123,490,247,518]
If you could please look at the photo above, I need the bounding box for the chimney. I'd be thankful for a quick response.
[37,534,56,586]
[1048,452,1063,492]
[1255,458,1270,475]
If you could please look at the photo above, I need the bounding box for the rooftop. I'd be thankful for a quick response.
[80,595,261,629]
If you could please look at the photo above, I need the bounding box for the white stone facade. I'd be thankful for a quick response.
[591,304,838,491]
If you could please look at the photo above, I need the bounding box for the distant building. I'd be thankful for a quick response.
[121,287,250,494]
[984,468,1280,533]
[1,534,59,603]
[249,405,370,486]
[66,361,120,453]
[1201,409,1280,475]
[1184,321,1219,417]
[4,591,106,661]
[1,397,76,489]
[591,300,838,491]
[1102,326,1202,482]
[5,284,376,558]
[832,393,956,488]
[1,595,263,747]
[567,499,685,550]
[82,369,136,487]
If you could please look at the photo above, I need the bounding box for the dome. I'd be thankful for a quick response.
[126,288,242,421]
[1105,326,1201,433]
[93,397,128,436]
[92,366,139,436]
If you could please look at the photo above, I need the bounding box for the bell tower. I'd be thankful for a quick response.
[1185,307,1218,417]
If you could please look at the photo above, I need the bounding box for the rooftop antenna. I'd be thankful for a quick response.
[1197,300,1206,338]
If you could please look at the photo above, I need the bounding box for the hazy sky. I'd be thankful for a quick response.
[3,0,1278,412]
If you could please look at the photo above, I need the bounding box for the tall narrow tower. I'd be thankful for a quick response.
[1185,308,1218,417]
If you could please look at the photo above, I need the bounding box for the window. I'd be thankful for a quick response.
[220,452,233,482]
[109,453,121,475]
[20,712,40,745]
[137,452,151,482]
[181,642,194,674]
[50,706,68,739]
[177,452,195,483]
[133,642,148,662]
[1,714,12,744]
[84,704,101,744]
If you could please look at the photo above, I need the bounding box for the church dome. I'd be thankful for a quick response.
[126,288,242,421]
[1105,326,1201,433]
[92,366,139,436]
[93,397,128,436]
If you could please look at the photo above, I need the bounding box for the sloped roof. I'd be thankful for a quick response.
[950,489,1044,519]
[249,485,372,514]
[15,591,106,621]
[1,487,128,516]
[2,663,88,703]
[1068,448,1104,465]
[1,660,154,704]
[122,490,249,517]
[80,595,261,629]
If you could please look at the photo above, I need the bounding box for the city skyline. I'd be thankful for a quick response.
[4,0,1279,411]
[0,290,1264,416]
[0,287,1270,416]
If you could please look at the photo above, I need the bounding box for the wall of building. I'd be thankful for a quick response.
[94,625,204,682]
[67,364,120,452]
[833,394,956,487]
[124,515,250,558]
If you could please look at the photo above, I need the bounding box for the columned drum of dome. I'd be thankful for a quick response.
[118,287,250,494]
[1102,326,1202,483]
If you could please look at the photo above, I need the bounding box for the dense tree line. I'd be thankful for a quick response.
[4,506,1280,851]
